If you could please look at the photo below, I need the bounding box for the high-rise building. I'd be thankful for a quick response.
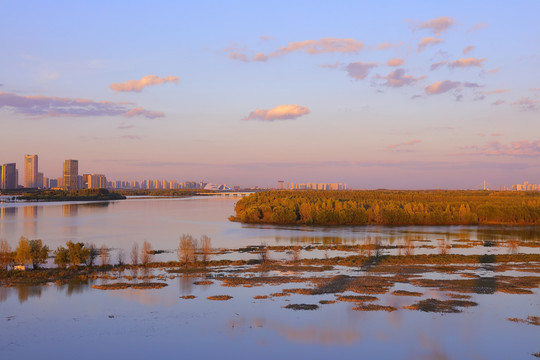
[88,174,107,189]
[1,163,18,189]
[37,172,44,189]
[63,159,78,190]
[278,180,284,190]
[24,154,38,188]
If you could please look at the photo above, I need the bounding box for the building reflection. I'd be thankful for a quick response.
[62,204,78,217]
[23,206,38,237]
[0,207,17,237]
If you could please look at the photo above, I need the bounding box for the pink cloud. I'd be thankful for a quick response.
[260,35,274,41]
[376,42,402,50]
[486,67,501,74]
[117,122,134,130]
[419,16,455,35]
[462,45,475,55]
[491,133,503,137]
[425,80,461,95]
[377,69,425,87]
[121,135,142,140]
[251,37,364,62]
[319,62,341,69]
[344,62,378,80]
[492,99,505,106]
[110,75,179,92]
[418,37,443,52]
[386,58,404,67]
[511,97,539,111]
[0,91,162,119]
[448,57,486,68]
[469,140,540,157]
[481,89,509,95]
[530,88,540,92]
[124,107,165,119]
[243,104,310,121]
[468,22,489,32]
[228,52,248,62]
[430,61,447,70]
[388,139,421,149]
[253,53,269,62]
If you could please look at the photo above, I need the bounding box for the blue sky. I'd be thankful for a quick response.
[1,1,539,189]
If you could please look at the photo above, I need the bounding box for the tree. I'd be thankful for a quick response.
[0,239,13,270]
[140,241,153,265]
[66,241,89,266]
[15,236,32,267]
[54,246,70,268]
[87,243,98,267]
[178,234,196,265]
[100,245,109,266]
[117,248,125,266]
[199,235,212,263]
[29,239,49,269]
[131,243,139,265]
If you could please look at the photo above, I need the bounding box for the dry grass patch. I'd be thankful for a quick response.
[180,295,196,299]
[284,304,319,311]
[508,316,540,326]
[270,292,290,297]
[391,290,423,297]
[193,280,214,285]
[253,295,268,299]
[336,295,378,303]
[319,300,336,304]
[404,298,478,313]
[207,295,232,301]
[352,304,396,312]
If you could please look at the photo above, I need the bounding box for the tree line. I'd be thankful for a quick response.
[230,190,540,226]
[21,188,126,201]
[0,234,213,271]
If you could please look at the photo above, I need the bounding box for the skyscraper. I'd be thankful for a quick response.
[24,154,38,188]
[1,163,18,189]
[63,159,78,190]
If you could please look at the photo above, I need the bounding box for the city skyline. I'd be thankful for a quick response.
[1,2,539,189]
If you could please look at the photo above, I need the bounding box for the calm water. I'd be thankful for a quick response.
[1,197,539,359]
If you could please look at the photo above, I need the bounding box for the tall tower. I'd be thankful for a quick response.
[24,154,38,188]
[1,163,18,189]
[63,159,78,190]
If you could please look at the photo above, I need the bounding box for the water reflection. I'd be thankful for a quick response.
[65,279,90,296]
[15,285,42,304]
[62,204,78,217]
[23,206,38,237]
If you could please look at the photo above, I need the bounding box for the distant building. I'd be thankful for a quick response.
[63,159,78,190]
[37,172,44,189]
[24,154,38,188]
[88,174,107,189]
[512,181,539,191]
[1,163,18,189]
[287,182,347,190]
[278,180,284,190]
[43,177,49,189]
[49,178,58,188]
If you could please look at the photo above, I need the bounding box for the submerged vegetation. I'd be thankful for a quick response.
[230,190,540,226]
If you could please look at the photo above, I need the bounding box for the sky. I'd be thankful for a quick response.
[1,0,539,189]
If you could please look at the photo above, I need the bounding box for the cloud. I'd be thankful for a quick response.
[319,62,341,69]
[243,104,310,121]
[0,91,163,119]
[377,69,425,87]
[121,135,142,140]
[386,58,404,67]
[418,37,443,52]
[530,88,540,92]
[511,97,539,111]
[486,67,501,74]
[344,62,377,80]
[123,107,164,119]
[253,53,269,62]
[463,82,481,88]
[117,122,134,130]
[468,22,489,32]
[110,75,180,92]
[469,140,540,157]
[260,35,274,41]
[430,61,447,70]
[251,37,364,62]
[492,100,505,106]
[462,45,475,55]
[491,133,503,137]
[419,16,455,35]
[227,52,248,62]
[481,89,509,95]
[448,57,486,68]
[389,139,421,149]
[425,80,461,95]
[376,42,402,50]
